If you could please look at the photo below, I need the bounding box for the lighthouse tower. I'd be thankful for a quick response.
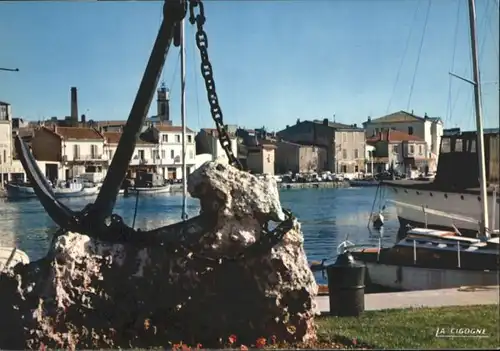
[157,82,171,125]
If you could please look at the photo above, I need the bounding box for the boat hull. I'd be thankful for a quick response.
[128,185,171,194]
[363,262,498,291]
[0,247,30,271]
[6,184,100,199]
[385,183,500,236]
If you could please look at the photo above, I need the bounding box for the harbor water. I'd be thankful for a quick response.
[0,186,399,284]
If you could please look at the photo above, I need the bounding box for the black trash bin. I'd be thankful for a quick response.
[326,252,366,317]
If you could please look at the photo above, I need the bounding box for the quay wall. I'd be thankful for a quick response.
[278,181,349,190]
[169,181,350,193]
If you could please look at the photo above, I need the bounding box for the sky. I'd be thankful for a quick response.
[0,0,498,132]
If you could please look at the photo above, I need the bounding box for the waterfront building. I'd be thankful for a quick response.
[362,110,443,170]
[30,126,108,181]
[274,140,327,174]
[277,119,366,174]
[140,124,197,180]
[246,140,276,176]
[366,129,429,175]
[195,128,238,164]
[103,132,157,179]
[0,101,13,186]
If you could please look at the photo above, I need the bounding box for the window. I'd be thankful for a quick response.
[419,145,423,155]
[408,126,414,135]
[187,135,192,143]
[342,149,347,159]
[393,145,398,153]
[170,150,174,159]
[90,144,98,158]
[441,138,451,153]
[161,150,166,159]
[73,145,80,159]
[354,165,359,172]
[409,145,415,154]
[469,139,476,152]
[175,134,181,143]
[341,165,347,173]
[162,135,168,142]
[189,150,194,159]
[454,138,463,152]
[2,149,6,163]
[354,148,359,159]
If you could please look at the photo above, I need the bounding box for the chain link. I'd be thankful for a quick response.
[188,0,242,170]
[187,0,295,255]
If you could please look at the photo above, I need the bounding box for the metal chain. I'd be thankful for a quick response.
[188,0,242,170]
[187,0,295,257]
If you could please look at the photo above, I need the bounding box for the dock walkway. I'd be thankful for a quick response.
[316,285,499,312]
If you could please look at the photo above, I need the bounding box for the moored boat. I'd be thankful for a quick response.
[127,171,171,195]
[128,184,171,194]
[5,179,100,200]
[0,246,29,271]
[345,228,499,291]
[384,130,500,238]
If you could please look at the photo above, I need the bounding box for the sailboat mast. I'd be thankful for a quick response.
[180,18,188,221]
[467,0,489,236]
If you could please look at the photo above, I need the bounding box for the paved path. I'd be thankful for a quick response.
[316,285,499,313]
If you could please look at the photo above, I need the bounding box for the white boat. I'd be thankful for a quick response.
[350,0,500,292]
[128,184,171,194]
[381,0,499,238]
[346,228,499,291]
[386,179,499,237]
[0,246,29,271]
[5,179,100,199]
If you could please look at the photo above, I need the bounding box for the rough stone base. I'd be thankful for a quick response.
[0,161,318,349]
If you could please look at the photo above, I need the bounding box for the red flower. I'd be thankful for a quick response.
[172,343,181,351]
[256,337,266,348]
[181,344,191,351]
[195,343,203,350]
[270,335,277,344]
[352,337,358,345]
[39,343,46,351]
[240,345,249,351]
[228,334,237,344]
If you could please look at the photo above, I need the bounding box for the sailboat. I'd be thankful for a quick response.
[344,0,500,291]
[382,1,499,239]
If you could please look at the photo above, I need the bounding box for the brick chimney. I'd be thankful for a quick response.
[70,87,78,124]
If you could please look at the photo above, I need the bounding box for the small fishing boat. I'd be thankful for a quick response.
[343,228,499,291]
[127,171,171,195]
[6,179,100,199]
[0,246,29,271]
[128,184,171,194]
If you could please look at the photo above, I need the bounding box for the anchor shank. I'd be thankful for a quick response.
[94,4,182,220]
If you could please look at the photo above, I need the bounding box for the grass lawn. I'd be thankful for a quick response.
[307,304,499,349]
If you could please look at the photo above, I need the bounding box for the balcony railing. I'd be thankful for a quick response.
[72,154,108,161]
